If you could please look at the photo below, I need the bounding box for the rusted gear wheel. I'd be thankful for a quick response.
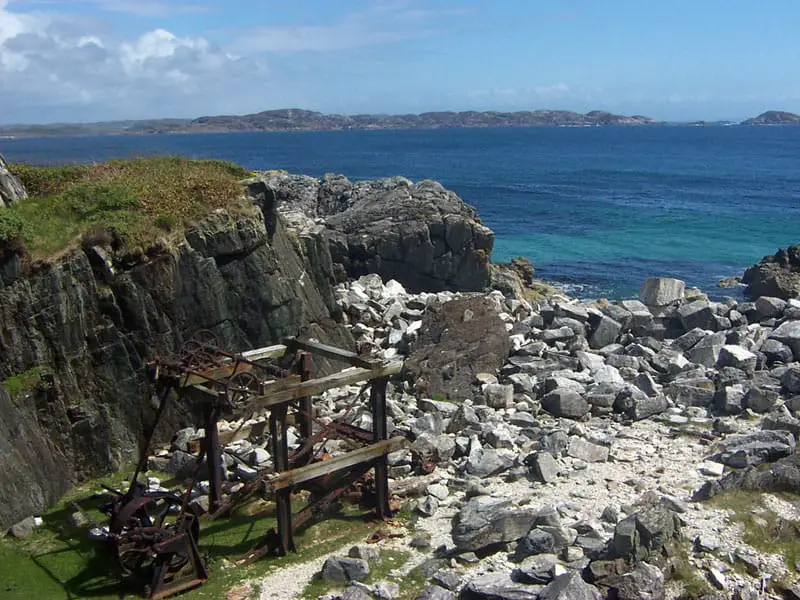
[179,330,221,368]
[225,371,259,411]
[114,495,192,576]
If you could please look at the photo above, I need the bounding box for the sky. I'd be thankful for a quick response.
[1,0,800,124]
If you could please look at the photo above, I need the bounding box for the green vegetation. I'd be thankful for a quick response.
[1,365,49,396]
[710,491,800,571]
[669,550,714,599]
[3,157,252,259]
[0,472,402,600]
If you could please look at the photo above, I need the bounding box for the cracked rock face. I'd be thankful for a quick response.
[0,153,27,209]
[259,172,494,293]
[0,195,353,528]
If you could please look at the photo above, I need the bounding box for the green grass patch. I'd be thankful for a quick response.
[1,365,50,396]
[4,157,254,259]
[0,473,395,600]
[710,491,800,572]
[669,551,714,599]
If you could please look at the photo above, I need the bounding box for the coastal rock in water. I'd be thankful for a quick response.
[0,154,27,209]
[451,496,537,552]
[403,296,510,400]
[743,245,800,299]
[639,277,685,307]
[261,173,494,292]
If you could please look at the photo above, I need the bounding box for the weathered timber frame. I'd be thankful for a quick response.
[149,335,404,560]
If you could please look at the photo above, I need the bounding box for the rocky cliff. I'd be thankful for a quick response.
[259,172,494,293]
[0,180,353,528]
[0,153,27,208]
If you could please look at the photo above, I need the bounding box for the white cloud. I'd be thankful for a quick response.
[0,0,467,123]
[9,0,209,17]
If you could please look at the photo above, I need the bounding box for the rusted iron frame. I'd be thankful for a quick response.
[288,379,372,466]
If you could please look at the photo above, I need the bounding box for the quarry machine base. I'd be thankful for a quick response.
[100,330,404,599]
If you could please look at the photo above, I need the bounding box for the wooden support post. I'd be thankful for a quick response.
[295,352,313,468]
[204,403,223,514]
[269,404,293,553]
[370,377,391,519]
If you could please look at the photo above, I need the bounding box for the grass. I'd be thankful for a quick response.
[709,490,800,572]
[1,365,50,397]
[1,157,253,260]
[0,471,403,600]
[669,550,714,599]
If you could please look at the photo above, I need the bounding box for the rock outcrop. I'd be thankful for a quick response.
[0,182,352,528]
[0,153,27,208]
[743,245,800,299]
[403,295,511,400]
[258,173,494,293]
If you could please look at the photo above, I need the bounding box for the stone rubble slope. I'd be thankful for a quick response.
[53,274,800,599]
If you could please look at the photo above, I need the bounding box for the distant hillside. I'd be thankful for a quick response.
[0,108,662,137]
[742,110,800,125]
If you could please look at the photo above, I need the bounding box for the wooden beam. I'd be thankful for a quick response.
[179,364,255,387]
[284,337,381,369]
[265,437,406,491]
[250,361,403,410]
[238,344,288,362]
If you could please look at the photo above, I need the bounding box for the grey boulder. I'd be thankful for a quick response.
[639,277,685,307]
[452,496,537,552]
[540,390,590,419]
[539,571,602,600]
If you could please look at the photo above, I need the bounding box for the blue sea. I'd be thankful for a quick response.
[2,126,799,300]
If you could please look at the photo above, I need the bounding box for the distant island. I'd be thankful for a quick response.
[0,108,662,138]
[2,108,799,138]
[742,110,800,125]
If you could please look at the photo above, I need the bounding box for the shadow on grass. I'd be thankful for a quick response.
[7,489,383,600]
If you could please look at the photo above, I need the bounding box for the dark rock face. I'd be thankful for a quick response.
[403,296,510,400]
[261,173,494,293]
[0,195,352,528]
[0,154,27,208]
[0,385,72,529]
[743,245,800,299]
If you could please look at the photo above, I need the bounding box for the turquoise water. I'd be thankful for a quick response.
[3,126,799,299]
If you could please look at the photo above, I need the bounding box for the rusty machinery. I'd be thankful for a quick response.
[99,330,405,599]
